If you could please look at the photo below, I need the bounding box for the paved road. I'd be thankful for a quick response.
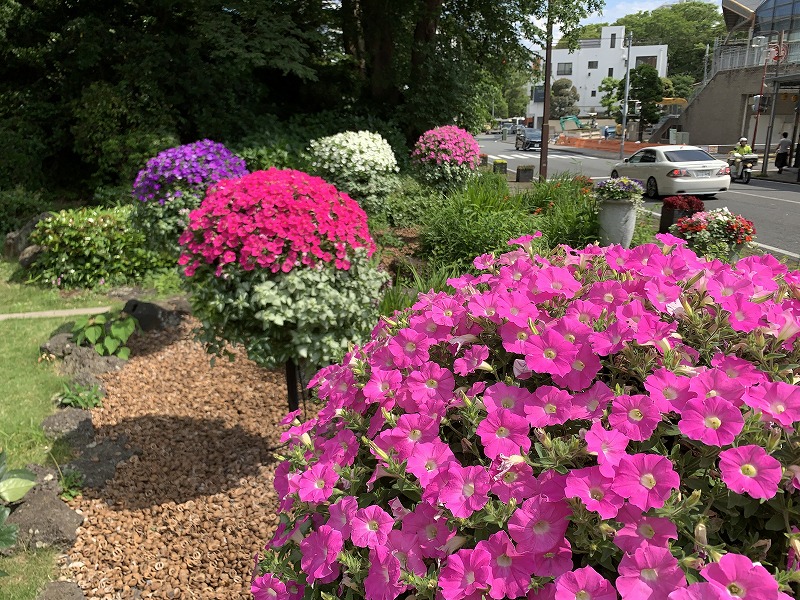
[477,135,800,261]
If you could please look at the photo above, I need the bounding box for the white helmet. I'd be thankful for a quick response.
[739,137,748,143]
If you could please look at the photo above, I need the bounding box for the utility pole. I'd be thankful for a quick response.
[703,44,709,84]
[539,0,553,181]
[619,30,633,160]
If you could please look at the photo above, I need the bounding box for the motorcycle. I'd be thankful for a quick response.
[727,152,758,184]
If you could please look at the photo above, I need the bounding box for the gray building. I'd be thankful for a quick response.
[671,0,800,154]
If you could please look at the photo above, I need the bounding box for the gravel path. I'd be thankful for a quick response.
[62,319,287,599]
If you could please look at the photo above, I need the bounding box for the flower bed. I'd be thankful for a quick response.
[670,207,756,262]
[254,233,800,600]
[411,126,480,190]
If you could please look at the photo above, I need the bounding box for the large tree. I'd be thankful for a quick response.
[614,1,724,80]
[550,78,580,118]
[619,64,664,140]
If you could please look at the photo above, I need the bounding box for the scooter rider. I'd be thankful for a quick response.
[731,137,753,177]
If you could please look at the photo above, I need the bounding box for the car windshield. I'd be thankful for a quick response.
[663,149,715,162]
[523,129,542,139]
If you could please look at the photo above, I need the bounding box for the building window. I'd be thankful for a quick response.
[610,33,617,48]
[608,67,614,77]
[591,90,597,97]
[636,56,658,68]
[588,61,598,69]
[556,62,573,76]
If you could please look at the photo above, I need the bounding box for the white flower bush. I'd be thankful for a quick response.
[308,130,400,215]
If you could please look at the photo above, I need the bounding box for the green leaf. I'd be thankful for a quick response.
[0,470,36,502]
[104,337,121,355]
[72,317,89,332]
[93,314,107,325]
[116,347,131,360]
[84,325,103,344]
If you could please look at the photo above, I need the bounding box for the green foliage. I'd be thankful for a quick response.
[599,77,621,117]
[56,382,103,410]
[669,74,696,101]
[58,470,84,502]
[518,173,600,249]
[421,173,541,270]
[619,65,664,133]
[27,206,170,289]
[379,263,460,316]
[614,1,724,79]
[0,451,36,504]
[186,249,388,370]
[130,190,203,258]
[381,176,440,228]
[72,310,138,360]
[550,78,580,118]
[0,188,51,236]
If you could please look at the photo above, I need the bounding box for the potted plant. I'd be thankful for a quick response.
[479,153,489,167]
[492,159,507,174]
[669,207,756,262]
[516,164,535,182]
[593,176,644,248]
[658,195,705,234]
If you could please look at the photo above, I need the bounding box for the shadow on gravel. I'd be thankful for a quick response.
[80,414,281,510]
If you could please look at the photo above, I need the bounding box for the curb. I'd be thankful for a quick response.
[0,306,112,322]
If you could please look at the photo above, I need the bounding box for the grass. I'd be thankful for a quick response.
[0,260,114,314]
[0,548,59,600]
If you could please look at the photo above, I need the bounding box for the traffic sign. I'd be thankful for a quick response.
[770,43,788,62]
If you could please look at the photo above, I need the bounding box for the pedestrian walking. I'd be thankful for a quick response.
[775,131,792,174]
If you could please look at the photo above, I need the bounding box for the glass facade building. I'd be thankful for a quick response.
[754,0,800,40]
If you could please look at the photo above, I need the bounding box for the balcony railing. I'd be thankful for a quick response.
[712,39,800,77]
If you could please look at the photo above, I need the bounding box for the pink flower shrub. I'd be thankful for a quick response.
[255,234,800,599]
[411,125,480,189]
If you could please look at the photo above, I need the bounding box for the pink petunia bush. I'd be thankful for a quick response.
[411,125,481,189]
[254,233,800,599]
[178,168,387,368]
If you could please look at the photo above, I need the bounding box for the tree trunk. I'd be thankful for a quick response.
[341,0,366,79]
[360,0,401,105]
[410,0,444,81]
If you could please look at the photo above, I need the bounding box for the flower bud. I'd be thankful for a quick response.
[299,432,312,447]
[476,361,494,372]
[442,535,467,554]
[694,522,708,546]
[534,428,553,449]
[598,523,617,538]
[680,556,705,570]
[708,548,724,562]
[767,427,783,452]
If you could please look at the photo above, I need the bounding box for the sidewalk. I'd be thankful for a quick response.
[0,306,112,321]
[751,164,800,185]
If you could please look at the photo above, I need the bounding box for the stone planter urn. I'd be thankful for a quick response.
[598,199,638,248]
[493,161,507,174]
[658,206,693,234]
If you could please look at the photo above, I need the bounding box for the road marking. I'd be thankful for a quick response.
[488,155,502,160]
[582,156,600,160]
[726,189,800,206]
[497,154,516,159]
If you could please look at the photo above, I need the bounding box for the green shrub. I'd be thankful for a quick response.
[381,175,440,228]
[421,172,541,270]
[27,206,168,289]
[379,262,460,316]
[56,382,103,409]
[72,310,139,359]
[308,130,400,214]
[0,187,52,236]
[518,172,599,249]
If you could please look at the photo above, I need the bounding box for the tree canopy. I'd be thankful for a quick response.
[550,78,580,118]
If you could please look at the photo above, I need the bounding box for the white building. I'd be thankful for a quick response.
[526,26,668,127]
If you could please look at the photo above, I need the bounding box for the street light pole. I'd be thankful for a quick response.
[619,30,633,160]
[539,0,553,181]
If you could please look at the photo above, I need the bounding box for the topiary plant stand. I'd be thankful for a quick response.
[598,199,637,248]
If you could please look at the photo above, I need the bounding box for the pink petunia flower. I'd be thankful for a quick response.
[438,547,492,600]
[364,546,406,600]
[490,458,539,503]
[525,385,573,428]
[584,421,629,477]
[531,539,573,578]
[386,530,427,577]
[701,552,779,600]
[678,396,743,446]
[613,505,678,552]
[476,530,536,599]
[564,466,624,519]
[744,381,800,427]
[454,344,491,376]
[608,394,662,441]
[477,409,532,459]
[612,453,680,511]
[551,343,602,392]
[406,439,457,486]
[719,445,783,499]
[351,505,395,549]
[483,382,534,418]
[406,361,456,404]
[251,573,287,600]
[554,565,616,600]
[387,328,431,368]
[508,496,572,553]
[326,496,358,540]
[688,368,746,408]
[524,330,578,377]
[644,368,693,412]
[571,381,614,420]
[296,462,339,503]
[299,525,343,584]
[668,583,726,600]
[617,545,687,600]
[437,464,491,518]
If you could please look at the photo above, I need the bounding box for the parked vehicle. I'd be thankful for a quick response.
[609,145,731,199]
[727,152,758,184]
[515,128,543,151]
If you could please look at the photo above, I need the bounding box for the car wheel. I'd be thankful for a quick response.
[646,177,660,199]
[610,170,619,178]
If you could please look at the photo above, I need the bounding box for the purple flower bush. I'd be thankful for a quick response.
[411,126,481,190]
[131,139,248,254]
[253,233,800,600]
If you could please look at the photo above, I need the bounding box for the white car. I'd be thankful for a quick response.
[610,145,731,199]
